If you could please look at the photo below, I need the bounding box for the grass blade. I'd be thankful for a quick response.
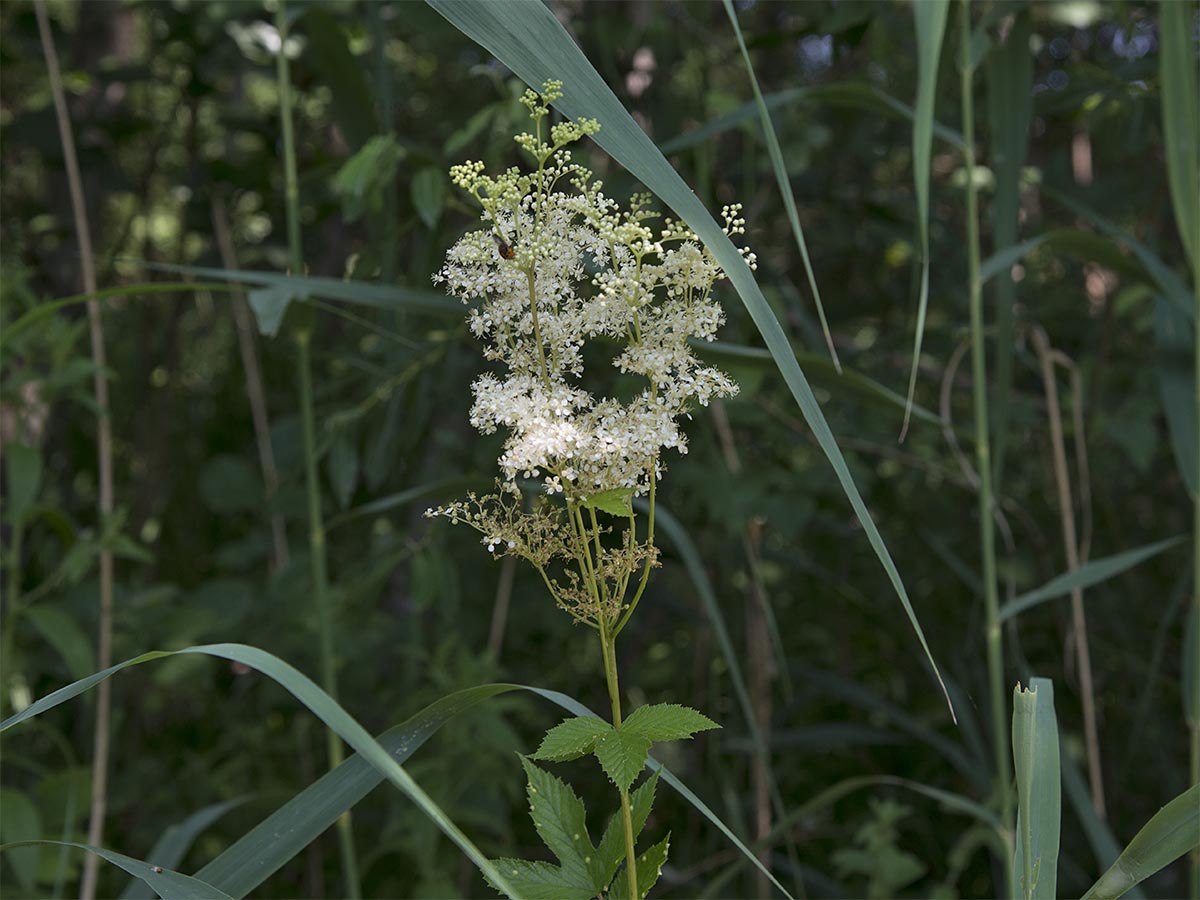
[984,7,1033,484]
[692,339,942,425]
[145,262,461,320]
[1081,784,1200,900]
[427,0,954,721]
[998,535,1186,623]
[900,0,949,441]
[0,645,519,899]
[722,0,840,370]
[5,664,785,899]
[119,800,248,900]
[1158,0,1199,273]
[1043,187,1193,320]
[1155,297,1198,497]
[659,82,965,156]
[1012,678,1061,900]
[0,840,231,900]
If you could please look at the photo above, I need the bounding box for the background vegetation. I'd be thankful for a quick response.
[1,1,1196,898]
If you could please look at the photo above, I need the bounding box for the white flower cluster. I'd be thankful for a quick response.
[430,81,748,502]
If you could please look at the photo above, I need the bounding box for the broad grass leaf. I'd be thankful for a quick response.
[998,536,1186,623]
[1081,785,1200,900]
[0,645,519,899]
[900,0,949,440]
[0,840,230,900]
[531,715,611,762]
[1155,296,1197,497]
[119,799,248,900]
[427,0,954,719]
[1012,678,1061,900]
[6,662,788,899]
[622,703,718,743]
[1158,0,1199,272]
[723,0,839,370]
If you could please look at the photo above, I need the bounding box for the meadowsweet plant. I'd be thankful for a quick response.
[425,81,754,899]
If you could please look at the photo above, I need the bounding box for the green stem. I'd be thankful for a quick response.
[276,6,359,896]
[599,624,639,899]
[960,5,1013,895]
[615,467,655,636]
[1192,143,1200,900]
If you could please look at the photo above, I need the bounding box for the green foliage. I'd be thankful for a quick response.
[2,1,1196,897]
[621,703,719,743]
[531,715,612,762]
[831,798,928,899]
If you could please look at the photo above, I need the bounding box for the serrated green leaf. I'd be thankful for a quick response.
[531,716,612,762]
[609,833,670,900]
[519,757,596,885]
[596,771,658,889]
[485,858,595,900]
[622,704,719,744]
[581,487,634,517]
[594,729,651,795]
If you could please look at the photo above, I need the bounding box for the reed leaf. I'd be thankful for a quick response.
[0,840,231,900]
[1081,784,1200,900]
[901,0,949,440]
[1012,678,1061,900]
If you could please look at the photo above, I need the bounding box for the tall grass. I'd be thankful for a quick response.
[274,6,359,896]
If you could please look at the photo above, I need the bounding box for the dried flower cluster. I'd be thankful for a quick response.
[426,81,750,626]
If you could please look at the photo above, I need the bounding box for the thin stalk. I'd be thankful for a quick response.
[1031,327,1105,817]
[211,193,289,572]
[1192,166,1200,900]
[959,4,1013,893]
[34,6,113,897]
[275,6,359,897]
[599,624,639,899]
[614,466,655,636]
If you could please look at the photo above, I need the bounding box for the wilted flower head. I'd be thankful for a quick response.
[427,81,751,625]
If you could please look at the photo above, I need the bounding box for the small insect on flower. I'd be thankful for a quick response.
[493,232,516,260]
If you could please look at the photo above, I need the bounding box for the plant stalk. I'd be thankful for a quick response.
[34,5,114,897]
[959,4,1013,893]
[599,622,639,899]
[276,5,359,896]
[1192,160,1200,900]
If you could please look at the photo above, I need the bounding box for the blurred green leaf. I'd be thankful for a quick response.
[4,443,41,524]
[412,166,446,229]
[0,789,41,893]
